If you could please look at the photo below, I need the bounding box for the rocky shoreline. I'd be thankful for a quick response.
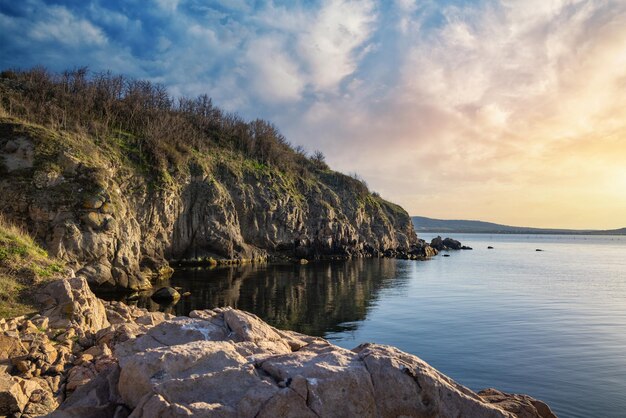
[0,275,556,418]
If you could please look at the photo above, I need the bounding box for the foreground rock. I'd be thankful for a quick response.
[1,277,556,417]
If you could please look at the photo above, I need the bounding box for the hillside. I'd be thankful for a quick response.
[0,214,67,317]
[412,216,626,235]
[0,68,419,290]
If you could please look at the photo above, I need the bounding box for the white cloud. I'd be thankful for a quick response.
[297,0,377,92]
[3,0,626,227]
[244,35,305,103]
[29,5,106,46]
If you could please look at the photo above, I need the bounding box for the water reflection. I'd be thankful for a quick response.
[125,259,402,337]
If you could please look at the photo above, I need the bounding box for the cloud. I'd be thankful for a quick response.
[244,35,305,103]
[1,0,626,228]
[297,0,377,92]
[275,0,626,228]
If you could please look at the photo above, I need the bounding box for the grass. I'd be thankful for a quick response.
[0,214,65,318]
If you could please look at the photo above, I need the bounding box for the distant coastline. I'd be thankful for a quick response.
[412,216,626,235]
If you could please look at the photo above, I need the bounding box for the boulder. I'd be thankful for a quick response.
[479,388,557,418]
[430,236,444,251]
[35,276,110,333]
[82,195,105,210]
[442,237,462,250]
[107,308,551,418]
[431,236,465,251]
[0,334,27,361]
[150,287,180,304]
[0,374,41,415]
[48,365,126,418]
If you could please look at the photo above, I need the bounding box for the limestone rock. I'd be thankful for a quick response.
[48,365,126,418]
[107,308,551,418]
[0,374,41,415]
[0,334,27,361]
[479,388,557,418]
[1,118,419,290]
[35,276,110,333]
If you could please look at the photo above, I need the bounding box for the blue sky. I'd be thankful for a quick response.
[2,0,626,228]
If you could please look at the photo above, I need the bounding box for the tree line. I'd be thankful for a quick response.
[0,67,331,176]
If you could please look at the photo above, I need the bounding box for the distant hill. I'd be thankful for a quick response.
[412,216,626,235]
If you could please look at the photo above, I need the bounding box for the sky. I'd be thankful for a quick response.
[1,0,625,229]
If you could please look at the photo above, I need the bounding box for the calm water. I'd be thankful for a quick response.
[130,234,626,418]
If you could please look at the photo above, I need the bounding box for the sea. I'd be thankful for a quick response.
[140,234,626,418]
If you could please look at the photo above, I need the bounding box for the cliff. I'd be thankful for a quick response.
[0,69,421,290]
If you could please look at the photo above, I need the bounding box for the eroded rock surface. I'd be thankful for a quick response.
[0,119,420,290]
[1,277,556,418]
[99,308,554,418]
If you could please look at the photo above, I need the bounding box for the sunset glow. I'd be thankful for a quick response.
[1,0,625,228]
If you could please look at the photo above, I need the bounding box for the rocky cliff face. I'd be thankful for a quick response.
[0,118,418,290]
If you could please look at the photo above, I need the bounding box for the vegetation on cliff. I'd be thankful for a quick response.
[0,67,418,290]
[0,67,338,182]
[0,215,65,318]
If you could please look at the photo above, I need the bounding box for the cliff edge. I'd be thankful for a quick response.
[0,69,423,290]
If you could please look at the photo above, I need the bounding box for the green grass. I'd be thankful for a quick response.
[0,214,65,318]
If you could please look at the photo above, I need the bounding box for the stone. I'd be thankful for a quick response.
[83,195,105,210]
[81,212,107,229]
[35,276,110,333]
[430,236,444,251]
[479,388,557,418]
[58,153,80,176]
[109,308,551,418]
[442,237,462,250]
[48,365,124,418]
[354,343,510,418]
[66,365,97,391]
[33,170,64,188]
[0,334,27,361]
[134,312,167,327]
[100,202,115,214]
[20,319,40,334]
[150,287,180,304]
[0,374,42,415]
[30,315,49,330]
[55,328,76,342]
[95,323,145,347]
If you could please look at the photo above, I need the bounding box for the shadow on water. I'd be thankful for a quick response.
[99,258,402,337]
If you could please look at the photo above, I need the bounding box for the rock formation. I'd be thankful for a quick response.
[430,236,472,251]
[0,119,420,290]
[0,276,556,418]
